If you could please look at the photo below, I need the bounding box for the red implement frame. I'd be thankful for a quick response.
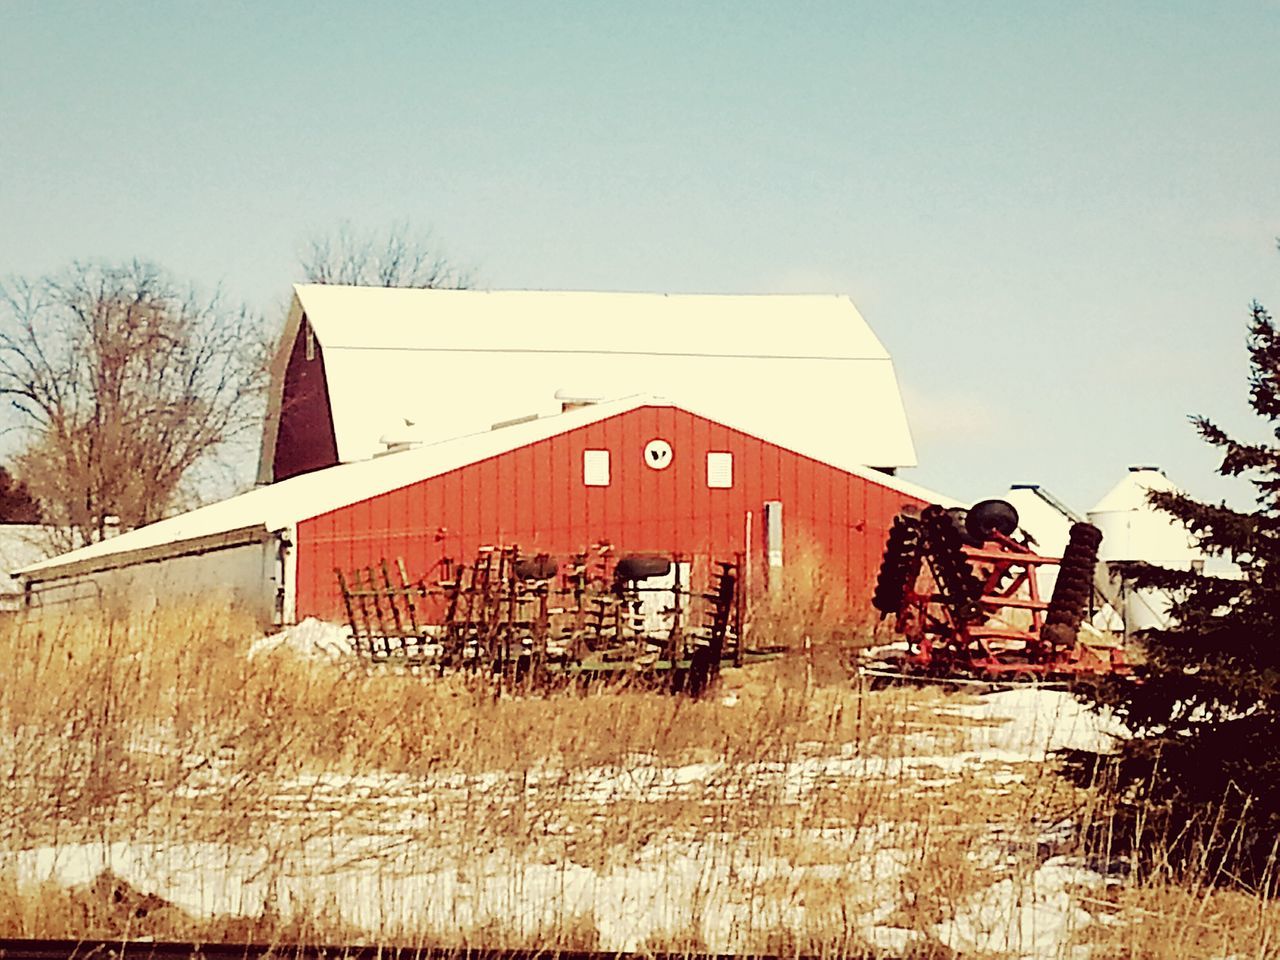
[895,530,1129,681]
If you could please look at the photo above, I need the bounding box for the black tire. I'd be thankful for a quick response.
[515,556,558,581]
[967,499,1020,542]
[615,554,672,581]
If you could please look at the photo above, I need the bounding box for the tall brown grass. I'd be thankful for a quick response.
[746,541,895,688]
[0,603,1275,957]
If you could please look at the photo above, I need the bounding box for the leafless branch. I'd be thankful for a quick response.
[300,221,472,289]
[0,261,270,548]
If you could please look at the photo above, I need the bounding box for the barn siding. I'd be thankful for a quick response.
[273,321,340,482]
[296,406,927,624]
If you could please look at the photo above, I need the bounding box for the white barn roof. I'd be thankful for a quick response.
[23,396,950,581]
[258,285,917,482]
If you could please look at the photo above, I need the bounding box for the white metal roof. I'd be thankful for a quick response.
[258,285,917,482]
[1087,467,1202,566]
[1089,466,1179,514]
[1004,486,1076,556]
[296,285,894,358]
[22,396,951,580]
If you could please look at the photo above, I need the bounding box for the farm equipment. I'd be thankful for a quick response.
[864,500,1131,684]
[335,542,768,690]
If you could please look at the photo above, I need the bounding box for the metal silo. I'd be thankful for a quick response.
[1087,466,1201,633]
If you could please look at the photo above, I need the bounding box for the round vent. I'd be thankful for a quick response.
[644,438,673,470]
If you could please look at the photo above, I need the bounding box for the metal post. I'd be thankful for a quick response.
[764,500,783,591]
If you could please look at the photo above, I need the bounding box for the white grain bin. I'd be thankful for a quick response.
[1087,466,1202,633]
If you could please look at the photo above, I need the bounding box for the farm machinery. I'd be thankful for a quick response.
[335,543,769,691]
[864,500,1131,684]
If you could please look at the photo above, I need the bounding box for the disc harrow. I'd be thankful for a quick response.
[872,513,924,616]
[920,505,985,625]
[865,499,1130,683]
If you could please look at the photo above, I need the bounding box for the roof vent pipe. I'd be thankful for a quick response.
[554,387,603,413]
[376,417,422,456]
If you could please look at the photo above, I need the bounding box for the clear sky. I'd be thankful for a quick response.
[2,1,1278,512]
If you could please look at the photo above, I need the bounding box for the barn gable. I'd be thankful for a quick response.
[258,285,918,484]
[292,401,945,623]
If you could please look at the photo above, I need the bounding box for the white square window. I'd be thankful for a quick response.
[583,449,610,486]
[707,452,733,488]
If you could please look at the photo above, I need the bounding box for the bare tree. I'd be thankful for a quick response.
[300,221,472,288]
[0,261,269,549]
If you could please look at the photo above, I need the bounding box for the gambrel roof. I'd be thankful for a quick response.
[258,285,918,483]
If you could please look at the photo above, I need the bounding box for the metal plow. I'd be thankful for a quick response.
[864,499,1132,686]
[336,543,768,691]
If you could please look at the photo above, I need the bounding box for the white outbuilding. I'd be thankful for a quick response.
[1003,484,1080,601]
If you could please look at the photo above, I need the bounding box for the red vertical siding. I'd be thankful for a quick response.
[296,405,929,623]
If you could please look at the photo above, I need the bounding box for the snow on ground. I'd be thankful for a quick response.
[6,685,1123,955]
[247,617,356,661]
[938,856,1101,959]
[948,688,1127,760]
[12,830,912,952]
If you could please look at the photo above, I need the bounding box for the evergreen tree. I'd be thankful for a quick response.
[1086,301,1280,886]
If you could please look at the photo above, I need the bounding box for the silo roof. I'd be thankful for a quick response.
[1090,467,1179,514]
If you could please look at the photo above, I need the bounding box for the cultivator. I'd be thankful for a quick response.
[336,543,757,689]
[865,500,1130,683]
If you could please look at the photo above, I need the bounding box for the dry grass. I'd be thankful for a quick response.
[0,602,1275,957]
[1076,882,1280,959]
[746,541,896,671]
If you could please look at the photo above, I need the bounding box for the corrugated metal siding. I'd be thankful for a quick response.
[296,406,928,623]
[25,540,278,624]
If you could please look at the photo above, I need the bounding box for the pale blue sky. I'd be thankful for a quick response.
[2,1,1278,511]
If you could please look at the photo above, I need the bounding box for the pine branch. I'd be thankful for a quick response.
[1145,489,1258,553]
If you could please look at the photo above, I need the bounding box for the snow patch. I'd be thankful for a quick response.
[952,688,1127,760]
[248,618,355,661]
[936,857,1103,959]
[10,830,915,953]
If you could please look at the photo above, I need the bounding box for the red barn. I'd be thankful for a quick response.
[16,396,947,627]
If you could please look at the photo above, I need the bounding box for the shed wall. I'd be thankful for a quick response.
[24,541,279,625]
[295,407,926,624]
